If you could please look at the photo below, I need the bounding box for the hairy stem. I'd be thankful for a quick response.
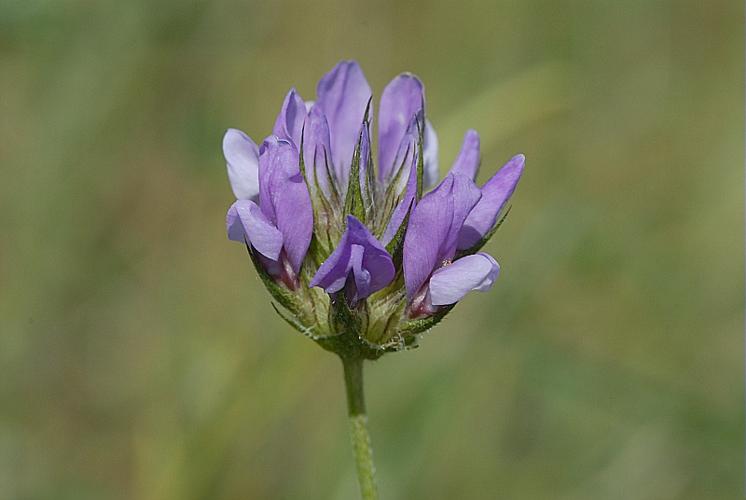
[342,356,378,500]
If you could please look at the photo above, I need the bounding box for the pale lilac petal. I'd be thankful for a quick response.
[402,177,455,299]
[272,89,305,147]
[302,106,332,196]
[316,61,372,185]
[378,74,424,180]
[311,216,394,301]
[423,119,439,188]
[349,244,371,299]
[449,130,480,180]
[428,253,500,305]
[458,154,525,250]
[223,129,259,200]
[226,200,283,261]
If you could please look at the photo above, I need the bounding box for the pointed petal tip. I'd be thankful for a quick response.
[497,153,526,181]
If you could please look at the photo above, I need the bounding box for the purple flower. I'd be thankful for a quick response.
[223,60,524,349]
[226,136,312,287]
[310,216,395,304]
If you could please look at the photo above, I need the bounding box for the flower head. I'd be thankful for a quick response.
[224,60,524,358]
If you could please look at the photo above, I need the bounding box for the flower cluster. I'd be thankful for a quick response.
[224,61,524,358]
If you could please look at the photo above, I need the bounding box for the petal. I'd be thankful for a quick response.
[223,129,260,200]
[449,130,480,180]
[309,228,352,293]
[458,154,525,250]
[316,61,372,186]
[423,119,439,188]
[274,170,313,273]
[226,200,283,261]
[349,244,371,300]
[311,216,394,300]
[378,73,424,180]
[259,138,314,273]
[428,253,500,305]
[302,106,333,196]
[349,217,396,294]
[402,177,455,299]
[257,136,296,222]
[441,173,482,260]
[272,88,305,148]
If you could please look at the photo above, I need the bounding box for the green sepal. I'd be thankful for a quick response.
[397,304,456,337]
[415,113,425,199]
[454,205,512,259]
[307,233,330,268]
[384,198,414,270]
[271,302,308,334]
[375,142,414,236]
[328,290,367,337]
[343,100,371,223]
[245,243,304,319]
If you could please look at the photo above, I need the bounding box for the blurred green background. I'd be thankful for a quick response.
[1,0,743,498]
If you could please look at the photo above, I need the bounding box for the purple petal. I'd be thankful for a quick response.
[309,229,352,293]
[258,137,314,273]
[402,177,455,299]
[272,89,305,148]
[428,253,500,305]
[349,244,371,299]
[457,154,525,250]
[302,106,333,196]
[423,119,439,188]
[310,216,395,301]
[226,200,283,260]
[223,129,260,200]
[378,74,424,180]
[316,61,372,187]
[449,130,480,180]
[257,136,295,222]
[441,173,482,260]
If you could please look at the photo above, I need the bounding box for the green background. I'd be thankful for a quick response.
[1,0,742,498]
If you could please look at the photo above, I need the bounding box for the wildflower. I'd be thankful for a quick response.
[224,60,524,353]
[223,60,524,499]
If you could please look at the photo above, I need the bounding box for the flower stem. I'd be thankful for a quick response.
[342,355,378,500]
